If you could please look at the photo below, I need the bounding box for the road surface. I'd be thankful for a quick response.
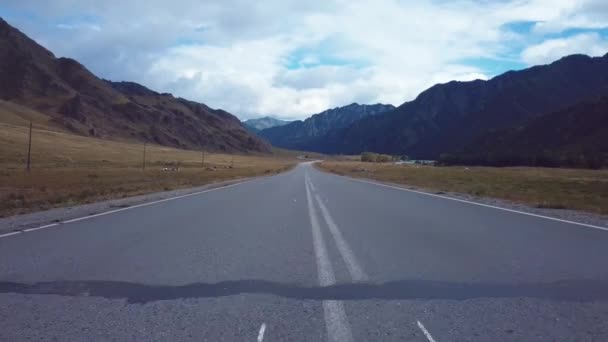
[1,162,608,341]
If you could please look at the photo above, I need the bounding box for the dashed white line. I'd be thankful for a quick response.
[335,174,608,232]
[308,178,368,282]
[0,180,253,240]
[417,320,437,342]
[305,176,354,342]
[322,300,354,342]
[257,323,266,342]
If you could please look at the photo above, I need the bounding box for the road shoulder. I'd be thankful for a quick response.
[313,163,608,229]
[0,173,278,235]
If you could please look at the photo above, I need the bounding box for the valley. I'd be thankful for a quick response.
[1,6,608,341]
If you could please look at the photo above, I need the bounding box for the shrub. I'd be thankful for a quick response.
[361,152,377,162]
[361,152,393,163]
[376,154,393,163]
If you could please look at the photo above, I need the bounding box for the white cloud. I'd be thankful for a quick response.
[521,32,608,65]
[2,0,608,119]
[273,65,371,90]
[532,0,608,34]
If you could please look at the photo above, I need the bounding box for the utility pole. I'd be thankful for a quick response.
[26,122,32,172]
[231,155,234,168]
[201,150,205,168]
[142,143,147,170]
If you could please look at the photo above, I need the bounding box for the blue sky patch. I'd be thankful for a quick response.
[461,57,527,77]
[501,21,537,34]
[0,7,41,23]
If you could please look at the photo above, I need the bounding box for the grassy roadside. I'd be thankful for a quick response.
[317,161,608,215]
[0,123,295,217]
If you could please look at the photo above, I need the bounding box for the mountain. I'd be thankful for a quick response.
[0,17,269,153]
[440,91,608,168]
[243,117,292,133]
[323,53,608,158]
[259,103,395,151]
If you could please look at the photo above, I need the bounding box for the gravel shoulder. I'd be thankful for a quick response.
[0,174,271,235]
[4,164,606,236]
[317,166,608,230]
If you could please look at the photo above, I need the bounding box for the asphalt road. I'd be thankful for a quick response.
[1,162,608,341]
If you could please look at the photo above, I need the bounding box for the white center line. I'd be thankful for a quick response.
[305,174,354,342]
[417,320,437,342]
[308,169,439,341]
[308,178,368,282]
[257,323,266,342]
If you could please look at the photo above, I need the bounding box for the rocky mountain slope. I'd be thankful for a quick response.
[323,54,608,158]
[243,117,292,133]
[0,17,269,153]
[441,91,608,168]
[259,103,394,151]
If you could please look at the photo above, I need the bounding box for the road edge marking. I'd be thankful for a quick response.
[0,179,255,240]
[0,231,21,238]
[325,171,608,232]
[417,320,437,342]
[23,223,58,232]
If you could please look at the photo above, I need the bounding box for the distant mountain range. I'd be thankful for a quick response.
[243,117,292,133]
[323,54,608,159]
[258,103,395,151]
[0,18,269,153]
[3,17,606,166]
[259,53,608,168]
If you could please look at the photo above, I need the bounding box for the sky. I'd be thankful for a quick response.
[1,0,608,120]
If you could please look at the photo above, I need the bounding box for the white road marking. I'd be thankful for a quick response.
[337,175,608,232]
[305,176,354,342]
[23,223,58,232]
[308,178,317,192]
[0,231,21,238]
[0,180,253,240]
[257,323,266,342]
[308,178,368,282]
[417,320,437,342]
[323,300,354,342]
[305,176,336,286]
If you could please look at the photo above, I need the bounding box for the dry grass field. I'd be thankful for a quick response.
[0,122,295,217]
[317,161,608,215]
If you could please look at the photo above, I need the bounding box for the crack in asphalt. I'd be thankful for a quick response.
[1,278,607,304]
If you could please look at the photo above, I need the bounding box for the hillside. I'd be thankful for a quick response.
[259,103,394,151]
[0,17,269,153]
[243,117,292,133]
[440,92,608,168]
[0,121,293,217]
[323,53,608,158]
